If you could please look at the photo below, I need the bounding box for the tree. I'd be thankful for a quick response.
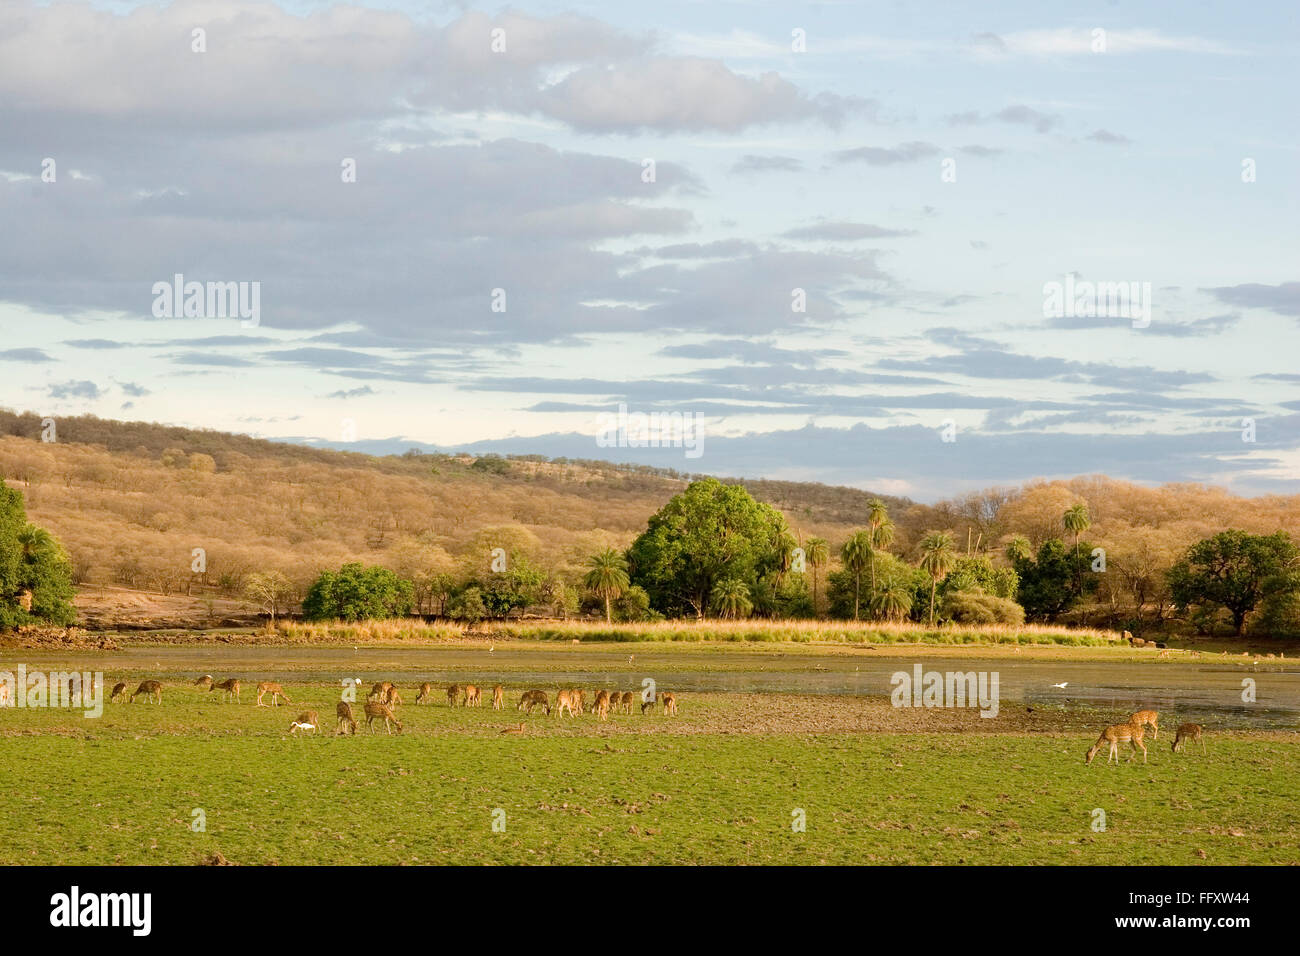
[919,531,957,626]
[840,530,874,620]
[1013,538,1096,622]
[243,571,295,623]
[710,578,752,619]
[301,563,413,621]
[871,583,913,622]
[447,586,487,625]
[584,548,630,624]
[626,478,790,618]
[1168,530,1299,636]
[866,499,892,591]
[1063,504,1092,558]
[805,537,830,617]
[0,480,76,629]
[1004,535,1032,565]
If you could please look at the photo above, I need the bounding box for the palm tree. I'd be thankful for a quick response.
[919,531,957,626]
[583,548,630,624]
[806,537,830,617]
[1005,535,1032,565]
[841,530,874,621]
[866,499,890,591]
[1063,504,1091,559]
[871,584,912,623]
[869,516,896,594]
[711,578,752,619]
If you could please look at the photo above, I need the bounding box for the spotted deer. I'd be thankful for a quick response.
[289,710,320,735]
[415,683,434,704]
[130,680,163,704]
[463,684,481,707]
[661,692,678,716]
[194,675,214,691]
[364,700,403,734]
[1129,709,1159,739]
[446,684,460,707]
[256,682,291,707]
[594,690,610,721]
[620,691,634,715]
[110,681,128,703]
[492,685,504,710]
[213,678,241,703]
[1172,723,1205,754]
[518,690,549,715]
[1085,720,1147,765]
[554,689,578,718]
[369,681,394,703]
[336,701,357,735]
[572,689,586,716]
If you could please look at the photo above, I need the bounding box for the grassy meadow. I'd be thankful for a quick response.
[0,676,1296,865]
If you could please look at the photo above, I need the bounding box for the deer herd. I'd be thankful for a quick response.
[1084,708,1207,765]
[98,674,682,737]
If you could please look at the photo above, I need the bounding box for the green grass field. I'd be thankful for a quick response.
[1,681,1296,865]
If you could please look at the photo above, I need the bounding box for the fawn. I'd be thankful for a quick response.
[1172,723,1205,754]
[110,681,127,703]
[364,700,403,734]
[554,689,578,718]
[1085,720,1147,764]
[130,680,163,704]
[256,682,291,707]
[594,690,610,721]
[289,710,320,735]
[336,701,357,735]
[463,684,481,707]
[416,682,434,704]
[213,678,241,703]
[1129,709,1159,739]
[194,675,214,691]
[492,685,504,710]
[518,689,549,715]
[661,692,678,716]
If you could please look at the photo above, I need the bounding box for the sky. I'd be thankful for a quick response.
[1,0,1297,501]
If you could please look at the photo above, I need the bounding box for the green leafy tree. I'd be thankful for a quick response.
[1063,504,1092,559]
[626,478,790,618]
[805,537,830,617]
[871,583,913,622]
[584,548,630,624]
[710,578,753,619]
[918,531,957,626]
[447,586,487,625]
[0,480,76,629]
[1168,530,1300,636]
[1012,539,1096,622]
[866,499,892,591]
[301,563,413,621]
[840,530,874,620]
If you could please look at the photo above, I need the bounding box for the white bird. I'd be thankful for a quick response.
[628,654,635,664]
[1051,682,1069,689]
[489,645,494,653]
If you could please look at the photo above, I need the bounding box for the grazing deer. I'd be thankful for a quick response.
[499,722,526,735]
[369,681,394,703]
[554,689,578,718]
[1129,709,1159,739]
[492,685,504,710]
[110,681,127,703]
[446,684,460,707]
[416,683,434,704]
[1172,723,1205,754]
[641,698,656,715]
[194,675,214,691]
[661,692,678,716]
[364,700,403,734]
[620,691,634,715]
[518,690,549,715]
[289,710,320,735]
[1085,721,1147,765]
[386,687,403,707]
[572,689,586,715]
[130,680,163,704]
[256,682,291,707]
[213,678,241,703]
[336,701,357,735]
[463,684,481,707]
[594,690,610,721]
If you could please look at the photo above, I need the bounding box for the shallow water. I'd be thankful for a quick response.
[8,645,1298,729]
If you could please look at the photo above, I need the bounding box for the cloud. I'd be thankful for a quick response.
[0,348,53,362]
[48,380,101,399]
[831,142,940,165]
[782,222,916,241]
[1206,282,1300,318]
[947,105,1059,133]
[731,155,804,175]
[969,28,1240,59]
[1087,129,1131,145]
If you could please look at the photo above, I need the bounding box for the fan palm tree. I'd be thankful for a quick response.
[1063,504,1091,559]
[583,548,630,624]
[1004,534,1032,565]
[866,499,890,590]
[711,578,752,619]
[871,583,913,623]
[806,537,830,617]
[919,531,957,626]
[869,516,895,593]
[841,530,874,621]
